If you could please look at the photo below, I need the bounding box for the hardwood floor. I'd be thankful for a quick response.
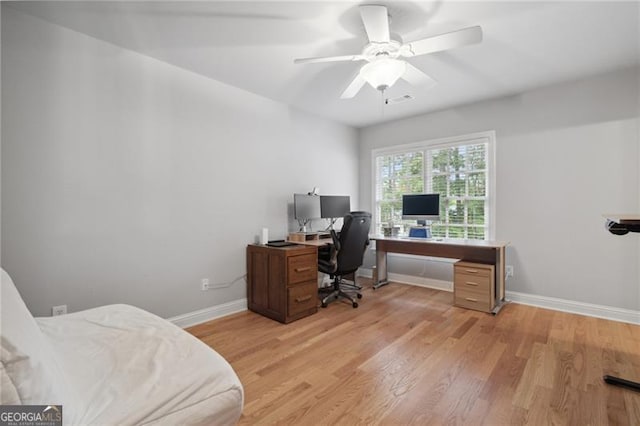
[188,281,640,425]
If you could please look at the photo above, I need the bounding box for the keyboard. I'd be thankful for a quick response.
[266,241,297,247]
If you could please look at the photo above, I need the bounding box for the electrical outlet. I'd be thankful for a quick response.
[201,278,210,291]
[505,265,514,279]
[52,305,67,316]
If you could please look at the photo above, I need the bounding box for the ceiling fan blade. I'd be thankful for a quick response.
[401,26,483,57]
[340,73,367,99]
[294,54,364,65]
[401,62,437,88]
[359,5,390,43]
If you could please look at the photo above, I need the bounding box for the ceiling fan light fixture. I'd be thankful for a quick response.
[359,58,407,91]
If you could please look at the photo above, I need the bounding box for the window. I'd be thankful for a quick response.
[372,131,495,240]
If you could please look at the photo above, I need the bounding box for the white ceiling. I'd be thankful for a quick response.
[8,1,640,128]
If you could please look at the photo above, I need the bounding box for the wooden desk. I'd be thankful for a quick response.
[371,236,509,314]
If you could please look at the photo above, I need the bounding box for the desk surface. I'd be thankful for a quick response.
[370,235,509,249]
[294,235,510,248]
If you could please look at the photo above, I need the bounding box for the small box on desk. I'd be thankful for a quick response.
[382,226,400,237]
[409,226,431,238]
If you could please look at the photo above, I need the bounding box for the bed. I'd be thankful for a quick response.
[1,268,244,425]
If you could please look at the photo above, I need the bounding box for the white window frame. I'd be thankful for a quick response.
[371,130,497,240]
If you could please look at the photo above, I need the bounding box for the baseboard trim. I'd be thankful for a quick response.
[506,291,640,325]
[168,298,248,328]
[167,281,639,328]
[359,269,639,324]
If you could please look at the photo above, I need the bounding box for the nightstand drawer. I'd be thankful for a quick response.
[288,254,317,284]
[288,281,318,317]
[454,272,492,292]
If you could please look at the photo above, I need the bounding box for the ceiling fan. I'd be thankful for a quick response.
[294,4,483,99]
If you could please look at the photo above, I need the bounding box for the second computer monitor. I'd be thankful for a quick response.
[320,195,350,219]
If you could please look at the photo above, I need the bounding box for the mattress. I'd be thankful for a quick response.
[36,304,243,425]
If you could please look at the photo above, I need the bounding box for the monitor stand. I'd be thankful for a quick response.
[324,218,338,231]
[298,219,311,233]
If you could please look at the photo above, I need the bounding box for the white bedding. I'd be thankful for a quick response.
[36,304,243,425]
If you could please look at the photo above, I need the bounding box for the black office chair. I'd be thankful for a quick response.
[318,211,371,308]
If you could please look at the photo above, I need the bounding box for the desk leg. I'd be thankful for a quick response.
[497,247,505,301]
[373,248,389,289]
[492,246,507,314]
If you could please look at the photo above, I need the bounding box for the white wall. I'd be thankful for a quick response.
[360,67,640,311]
[0,4,2,267]
[1,7,359,318]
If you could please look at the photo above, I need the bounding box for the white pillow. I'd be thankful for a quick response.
[0,269,70,406]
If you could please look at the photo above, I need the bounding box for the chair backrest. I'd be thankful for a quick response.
[334,211,371,275]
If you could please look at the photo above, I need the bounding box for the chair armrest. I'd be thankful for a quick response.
[318,230,340,274]
[330,229,341,252]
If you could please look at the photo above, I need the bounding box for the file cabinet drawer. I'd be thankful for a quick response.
[454,261,495,313]
[287,254,317,284]
[454,292,491,312]
[288,281,318,317]
[454,272,492,293]
[454,263,492,278]
[454,286,491,312]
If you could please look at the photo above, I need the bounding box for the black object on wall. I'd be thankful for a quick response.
[606,219,640,235]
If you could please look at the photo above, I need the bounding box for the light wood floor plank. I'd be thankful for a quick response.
[188,281,640,425]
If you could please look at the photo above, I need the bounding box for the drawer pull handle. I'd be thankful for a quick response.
[465,297,478,302]
[465,281,479,286]
[464,269,479,273]
[295,267,312,272]
[295,295,312,303]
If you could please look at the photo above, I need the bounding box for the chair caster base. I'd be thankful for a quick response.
[319,278,362,309]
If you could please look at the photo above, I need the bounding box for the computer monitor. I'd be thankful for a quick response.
[320,195,350,219]
[402,193,440,221]
[294,194,321,231]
